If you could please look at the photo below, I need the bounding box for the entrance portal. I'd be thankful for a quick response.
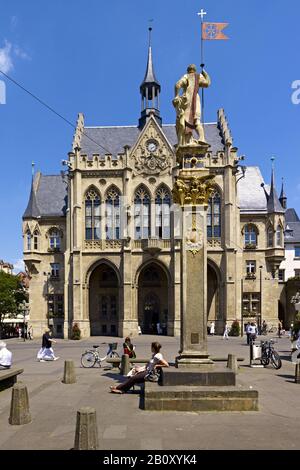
[138,263,169,335]
[89,263,119,336]
[207,262,221,332]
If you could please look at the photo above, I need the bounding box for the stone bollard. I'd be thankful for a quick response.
[62,360,76,384]
[9,382,31,425]
[295,363,300,384]
[74,407,98,450]
[120,354,130,376]
[227,354,238,373]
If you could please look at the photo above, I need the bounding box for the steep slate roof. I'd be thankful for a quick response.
[285,208,300,244]
[80,123,225,158]
[23,180,40,219]
[285,222,300,243]
[237,166,269,213]
[267,167,285,213]
[285,208,300,223]
[23,175,67,219]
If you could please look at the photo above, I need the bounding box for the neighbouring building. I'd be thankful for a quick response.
[0,260,13,275]
[23,40,287,338]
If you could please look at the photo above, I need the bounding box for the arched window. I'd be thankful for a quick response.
[244,225,257,247]
[85,189,101,240]
[26,230,31,251]
[207,190,221,238]
[33,230,39,250]
[155,186,171,239]
[276,225,282,247]
[105,187,120,240]
[134,186,150,239]
[49,229,61,250]
[267,227,274,248]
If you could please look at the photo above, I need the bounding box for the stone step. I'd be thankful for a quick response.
[161,368,236,386]
[143,383,258,412]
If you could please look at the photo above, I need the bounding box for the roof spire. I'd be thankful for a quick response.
[267,157,285,213]
[23,174,40,219]
[279,177,287,210]
[138,27,162,129]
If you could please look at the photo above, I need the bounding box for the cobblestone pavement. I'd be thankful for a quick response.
[0,333,299,450]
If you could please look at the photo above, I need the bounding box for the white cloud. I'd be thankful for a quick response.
[0,40,13,73]
[13,259,25,274]
[14,45,30,61]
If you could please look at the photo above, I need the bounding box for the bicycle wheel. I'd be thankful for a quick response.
[110,351,120,358]
[261,351,269,366]
[81,351,97,368]
[270,351,282,370]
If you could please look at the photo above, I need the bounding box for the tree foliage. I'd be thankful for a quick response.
[0,271,27,336]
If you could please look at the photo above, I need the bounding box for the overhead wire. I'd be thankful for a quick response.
[0,69,114,156]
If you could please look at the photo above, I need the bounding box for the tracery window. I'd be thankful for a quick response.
[267,227,274,248]
[105,187,120,240]
[134,187,150,239]
[26,230,31,251]
[276,225,282,247]
[155,186,171,239]
[207,190,221,238]
[85,189,101,240]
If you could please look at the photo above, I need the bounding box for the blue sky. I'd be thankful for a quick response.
[1,0,300,270]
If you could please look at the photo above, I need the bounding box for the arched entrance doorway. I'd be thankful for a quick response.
[89,263,119,336]
[207,262,221,332]
[138,263,169,335]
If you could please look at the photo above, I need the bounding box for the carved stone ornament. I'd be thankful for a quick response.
[131,121,172,175]
[172,174,215,206]
[185,226,203,256]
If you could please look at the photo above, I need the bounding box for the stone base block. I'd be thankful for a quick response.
[162,368,236,386]
[143,383,258,412]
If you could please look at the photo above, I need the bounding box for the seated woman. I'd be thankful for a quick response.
[110,341,169,394]
[123,337,136,359]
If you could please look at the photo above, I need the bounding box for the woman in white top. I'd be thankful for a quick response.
[110,342,169,394]
[210,322,215,336]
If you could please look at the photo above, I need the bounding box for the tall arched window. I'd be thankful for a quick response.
[155,186,171,239]
[276,225,282,247]
[26,230,31,251]
[33,230,39,250]
[85,189,101,240]
[244,225,257,247]
[105,187,120,240]
[134,186,150,239]
[267,227,274,248]
[207,190,221,238]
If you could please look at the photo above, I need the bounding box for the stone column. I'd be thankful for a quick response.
[173,144,215,369]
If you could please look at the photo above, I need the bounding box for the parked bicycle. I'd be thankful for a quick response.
[81,342,119,368]
[260,339,282,369]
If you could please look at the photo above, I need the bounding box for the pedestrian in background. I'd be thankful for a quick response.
[37,329,59,362]
[223,322,229,340]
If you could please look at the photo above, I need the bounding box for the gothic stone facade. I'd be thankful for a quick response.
[23,109,286,338]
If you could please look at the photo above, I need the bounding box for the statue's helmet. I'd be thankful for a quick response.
[187,64,197,73]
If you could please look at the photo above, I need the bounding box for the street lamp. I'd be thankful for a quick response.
[259,265,263,334]
[18,300,29,342]
[43,272,51,327]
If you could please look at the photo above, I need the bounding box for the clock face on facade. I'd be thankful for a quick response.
[147,141,157,153]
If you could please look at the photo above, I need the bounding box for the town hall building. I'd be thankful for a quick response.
[23,41,286,338]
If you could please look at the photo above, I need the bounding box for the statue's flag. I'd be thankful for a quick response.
[202,22,229,40]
